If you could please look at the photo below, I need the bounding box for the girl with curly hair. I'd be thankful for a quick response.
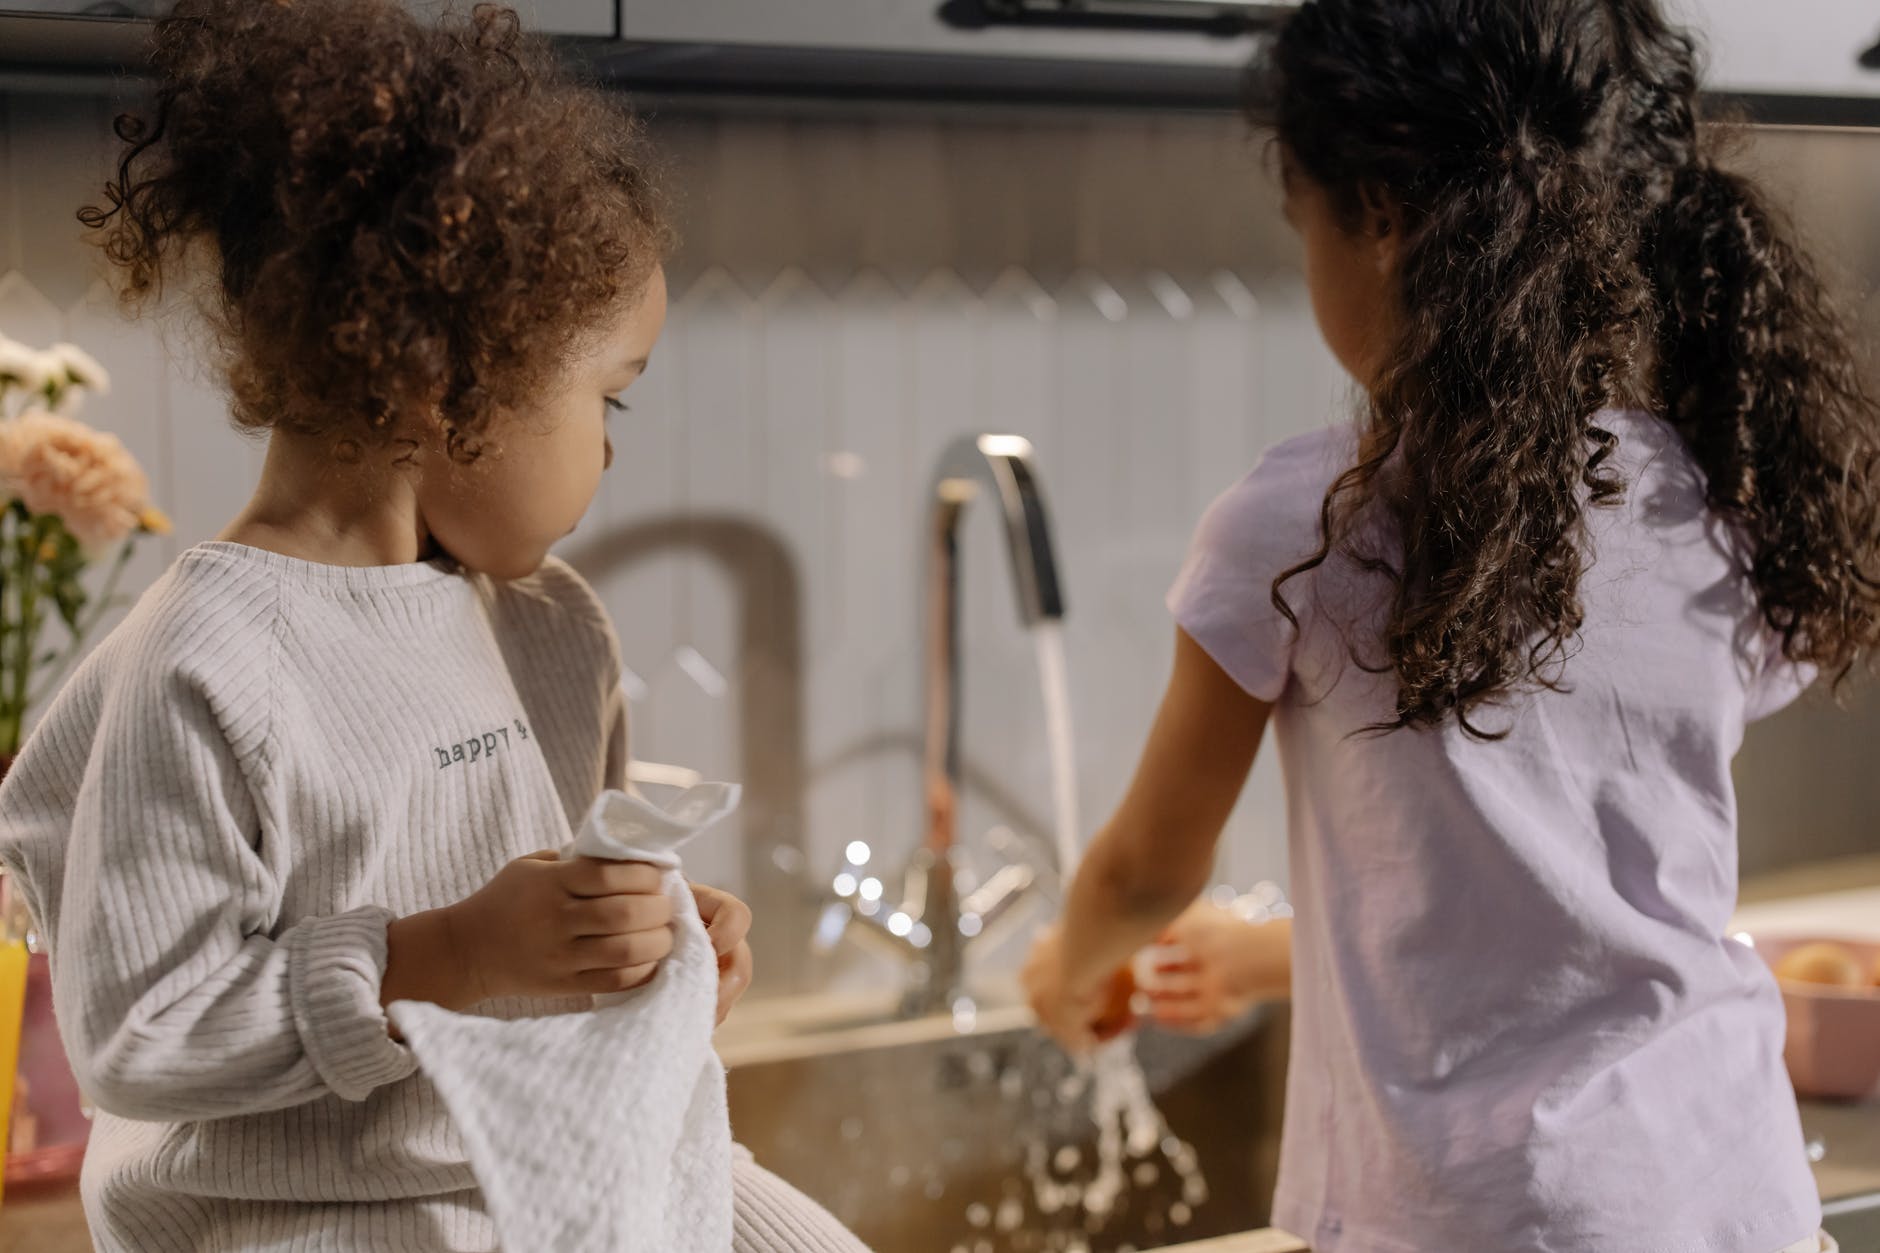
[1027,2,1878,1250]
[0,2,866,1249]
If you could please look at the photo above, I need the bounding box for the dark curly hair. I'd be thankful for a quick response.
[1264,0,1880,737]
[79,0,671,460]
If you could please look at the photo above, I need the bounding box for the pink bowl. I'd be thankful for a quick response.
[1753,935,1880,1101]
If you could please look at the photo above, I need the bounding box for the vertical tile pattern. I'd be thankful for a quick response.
[64,280,179,637]
[0,94,16,273]
[820,271,918,901]
[1051,272,1133,847]
[5,90,1880,993]
[5,94,110,311]
[0,270,65,354]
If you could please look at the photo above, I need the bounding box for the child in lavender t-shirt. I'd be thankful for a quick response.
[1023,2,1878,1251]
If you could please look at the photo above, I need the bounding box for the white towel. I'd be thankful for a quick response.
[391,784,742,1253]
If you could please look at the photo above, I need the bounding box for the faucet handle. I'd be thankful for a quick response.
[957,862,1041,949]
[807,845,879,956]
[809,898,853,957]
[956,824,1062,951]
[983,825,1063,900]
[808,845,937,960]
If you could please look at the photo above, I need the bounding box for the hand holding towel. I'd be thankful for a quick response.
[392,784,740,1253]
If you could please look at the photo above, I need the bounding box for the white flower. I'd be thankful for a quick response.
[0,336,52,395]
[47,342,110,397]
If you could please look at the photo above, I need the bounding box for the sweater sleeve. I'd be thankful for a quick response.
[36,663,414,1122]
[602,680,630,794]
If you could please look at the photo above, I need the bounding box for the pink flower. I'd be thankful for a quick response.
[0,411,152,549]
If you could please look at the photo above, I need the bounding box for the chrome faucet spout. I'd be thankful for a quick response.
[924,433,1065,847]
[813,433,1067,1019]
[909,434,1065,1017]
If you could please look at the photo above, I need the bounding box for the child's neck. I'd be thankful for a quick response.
[220,430,434,569]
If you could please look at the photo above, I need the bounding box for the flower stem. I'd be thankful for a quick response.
[2,514,48,758]
[0,508,14,755]
[30,538,134,708]
[0,508,28,756]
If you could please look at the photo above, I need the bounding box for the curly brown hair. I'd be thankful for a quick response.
[1265,0,1880,738]
[79,0,671,460]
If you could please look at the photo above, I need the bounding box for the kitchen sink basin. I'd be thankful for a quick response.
[1808,1096,1880,1252]
[722,997,1290,1253]
[1823,1191,1880,1249]
[716,989,1029,1054]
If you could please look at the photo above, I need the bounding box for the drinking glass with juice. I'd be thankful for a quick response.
[0,874,31,1207]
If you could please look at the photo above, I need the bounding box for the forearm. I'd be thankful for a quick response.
[1056,824,1210,999]
[1056,633,1270,999]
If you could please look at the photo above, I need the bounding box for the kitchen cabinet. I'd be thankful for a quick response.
[405,0,614,37]
[1670,1,1879,99]
[616,0,1256,70]
[0,2,613,37]
[0,2,165,13]
[504,0,614,38]
[611,0,1878,113]
[620,0,1880,93]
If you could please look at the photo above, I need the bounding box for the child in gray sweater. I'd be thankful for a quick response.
[0,2,865,1250]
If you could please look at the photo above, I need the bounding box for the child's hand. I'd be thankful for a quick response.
[443,852,676,1004]
[1144,900,1287,1035]
[690,883,754,1025]
[1023,926,1131,1055]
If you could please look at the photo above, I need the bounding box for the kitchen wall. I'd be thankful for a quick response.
[2,88,1877,995]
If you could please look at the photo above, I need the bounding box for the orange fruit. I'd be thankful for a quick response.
[1775,942,1866,989]
[1091,965,1137,1039]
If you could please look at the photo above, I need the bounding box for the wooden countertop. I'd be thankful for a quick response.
[1156,1231,1310,1252]
[0,1186,87,1253]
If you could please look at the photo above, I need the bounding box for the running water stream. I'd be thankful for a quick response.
[958,625,1209,1251]
[1031,623,1081,879]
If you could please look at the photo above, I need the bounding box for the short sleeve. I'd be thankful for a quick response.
[1167,428,1346,703]
[1744,631,1816,723]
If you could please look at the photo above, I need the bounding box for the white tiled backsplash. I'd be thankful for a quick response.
[3,95,1877,994]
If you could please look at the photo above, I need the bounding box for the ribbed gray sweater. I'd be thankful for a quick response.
[0,543,865,1253]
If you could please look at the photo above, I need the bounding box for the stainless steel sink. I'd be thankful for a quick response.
[1801,1098,1880,1251]
[722,998,1289,1253]
[1823,1192,1880,1249]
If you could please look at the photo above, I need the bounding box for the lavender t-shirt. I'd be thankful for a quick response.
[1170,411,1821,1253]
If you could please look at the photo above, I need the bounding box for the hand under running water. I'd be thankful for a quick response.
[1023,925,1136,1053]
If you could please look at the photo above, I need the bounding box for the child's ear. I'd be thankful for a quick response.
[1357,183,1403,277]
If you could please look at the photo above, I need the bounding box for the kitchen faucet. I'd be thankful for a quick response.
[818,434,1068,1018]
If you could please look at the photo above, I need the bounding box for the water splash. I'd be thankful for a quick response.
[982,624,1208,1250]
[1014,1038,1209,1245]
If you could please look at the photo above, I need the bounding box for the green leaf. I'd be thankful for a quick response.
[53,585,85,634]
